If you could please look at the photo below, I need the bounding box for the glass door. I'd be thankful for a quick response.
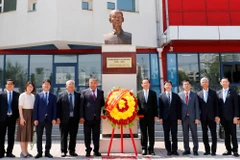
[53,63,77,96]
[222,62,240,84]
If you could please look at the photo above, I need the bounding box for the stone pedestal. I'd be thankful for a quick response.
[100,45,141,153]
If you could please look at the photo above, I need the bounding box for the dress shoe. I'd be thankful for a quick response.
[27,153,33,157]
[94,152,101,156]
[142,150,147,155]
[6,153,15,157]
[182,151,191,155]
[35,153,42,159]
[211,153,216,156]
[194,152,199,156]
[171,151,179,156]
[61,152,66,157]
[20,152,28,158]
[204,152,210,155]
[222,151,231,155]
[85,152,90,157]
[70,152,78,157]
[45,152,53,158]
[233,152,239,157]
[149,150,155,155]
[167,151,172,156]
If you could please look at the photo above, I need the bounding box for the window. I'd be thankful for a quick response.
[54,55,77,63]
[117,0,135,12]
[107,2,115,10]
[0,55,3,89]
[78,54,101,86]
[82,0,92,10]
[5,55,28,92]
[178,54,199,85]
[30,55,53,87]
[200,53,220,84]
[28,0,37,12]
[0,0,3,12]
[136,54,150,91]
[0,0,17,13]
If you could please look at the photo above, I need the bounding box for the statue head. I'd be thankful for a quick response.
[109,10,124,31]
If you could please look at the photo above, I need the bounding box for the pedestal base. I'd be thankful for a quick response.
[99,136,141,153]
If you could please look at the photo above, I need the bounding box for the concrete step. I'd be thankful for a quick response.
[9,124,240,141]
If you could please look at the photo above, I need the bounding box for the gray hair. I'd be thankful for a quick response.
[66,80,75,85]
[200,77,209,83]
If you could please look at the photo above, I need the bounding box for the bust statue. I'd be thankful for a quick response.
[104,10,132,45]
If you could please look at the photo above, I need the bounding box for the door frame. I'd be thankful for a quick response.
[221,62,240,84]
[52,63,78,88]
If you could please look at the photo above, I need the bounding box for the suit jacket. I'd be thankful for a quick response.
[179,91,200,121]
[57,91,81,123]
[0,91,20,121]
[197,89,219,121]
[137,90,158,119]
[80,88,105,121]
[34,92,57,122]
[217,89,239,121]
[159,92,181,120]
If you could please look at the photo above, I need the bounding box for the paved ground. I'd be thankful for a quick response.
[1,140,239,159]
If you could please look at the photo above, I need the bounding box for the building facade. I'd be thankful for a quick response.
[1,0,240,95]
[162,0,240,93]
[0,0,162,94]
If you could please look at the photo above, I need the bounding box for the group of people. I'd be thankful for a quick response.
[0,78,104,158]
[139,77,239,157]
[0,77,239,158]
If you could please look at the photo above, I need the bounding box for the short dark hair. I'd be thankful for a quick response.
[182,80,190,85]
[42,79,51,85]
[221,77,229,82]
[6,79,14,85]
[25,81,35,93]
[142,78,150,83]
[164,80,172,86]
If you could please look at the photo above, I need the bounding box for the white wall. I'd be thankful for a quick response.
[0,0,158,49]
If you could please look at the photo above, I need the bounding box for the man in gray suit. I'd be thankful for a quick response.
[179,80,200,156]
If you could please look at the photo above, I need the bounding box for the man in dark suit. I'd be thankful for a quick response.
[80,78,105,157]
[159,80,181,156]
[217,77,239,157]
[137,78,158,155]
[57,80,81,157]
[0,79,19,158]
[197,77,219,156]
[34,79,57,158]
[179,80,200,156]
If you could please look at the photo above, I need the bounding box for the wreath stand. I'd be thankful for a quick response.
[102,115,144,156]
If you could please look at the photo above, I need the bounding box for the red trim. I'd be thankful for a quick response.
[136,48,157,53]
[0,48,157,54]
[164,40,240,52]
[0,49,101,54]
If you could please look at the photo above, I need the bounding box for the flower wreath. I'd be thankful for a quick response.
[104,87,139,128]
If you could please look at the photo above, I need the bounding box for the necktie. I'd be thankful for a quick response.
[204,91,208,103]
[223,90,227,103]
[185,92,188,104]
[92,90,96,101]
[144,90,148,102]
[167,93,171,104]
[8,92,12,114]
[45,92,48,105]
[69,93,74,115]
[186,92,189,115]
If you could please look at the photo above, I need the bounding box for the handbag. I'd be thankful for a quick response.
[219,124,225,139]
